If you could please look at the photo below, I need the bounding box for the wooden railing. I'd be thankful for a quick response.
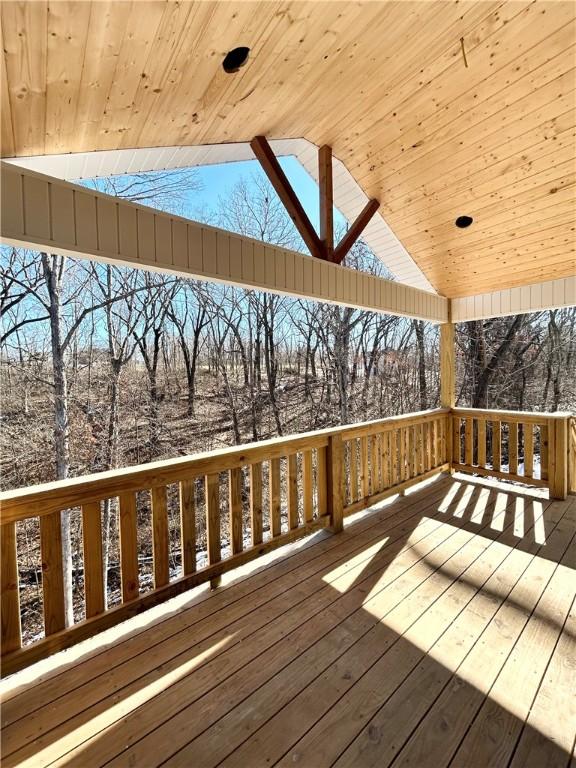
[451,408,571,499]
[0,408,449,675]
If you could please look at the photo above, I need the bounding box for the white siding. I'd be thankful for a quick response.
[452,277,576,322]
[1,162,448,323]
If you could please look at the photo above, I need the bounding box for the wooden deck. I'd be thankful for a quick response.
[1,474,575,768]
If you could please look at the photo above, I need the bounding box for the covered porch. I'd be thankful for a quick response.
[1,1,576,765]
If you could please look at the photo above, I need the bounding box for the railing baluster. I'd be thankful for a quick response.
[442,415,448,463]
[435,418,442,465]
[40,511,66,635]
[541,424,549,481]
[302,450,314,523]
[119,492,139,602]
[477,419,486,468]
[399,428,406,482]
[82,502,105,618]
[376,432,384,492]
[287,454,299,530]
[426,422,433,470]
[229,468,243,555]
[317,447,328,516]
[1,522,21,653]
[205,473,221,588]
[390,430,397,484]
[179,479,196,575]
[509,422,518,475]
[250,463,263,545]
[360,436,369,497]
[349,439,358,502]
[151,486,169,588]
[452,416,460,465]
[382,431,390,488]
[372,434,380,492]
[465,418,473,466]
[418,423,426,474]
[524,425,534,478]
[409,426,416,478]
[269,458,281,536]
[492,420,501,471]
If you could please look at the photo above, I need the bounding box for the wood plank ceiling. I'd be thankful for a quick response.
[1,0,575,299]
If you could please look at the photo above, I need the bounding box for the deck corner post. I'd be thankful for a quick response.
[327,433,344,533]
[440,321,455,471]
[549,414,569,500]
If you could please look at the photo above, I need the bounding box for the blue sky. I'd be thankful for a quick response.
[191,155,348,230]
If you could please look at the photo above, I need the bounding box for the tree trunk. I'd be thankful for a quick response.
[41,253,74,627]
[414,320,428,410]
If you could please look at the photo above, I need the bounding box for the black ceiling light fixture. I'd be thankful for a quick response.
[455,215,474,228]
[222,46,250,74]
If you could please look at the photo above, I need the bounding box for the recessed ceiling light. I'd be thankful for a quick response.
[222,47,250,74]
[455,215,473,228]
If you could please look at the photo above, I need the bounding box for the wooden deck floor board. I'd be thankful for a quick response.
[1,477,574,768]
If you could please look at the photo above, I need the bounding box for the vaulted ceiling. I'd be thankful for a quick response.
[1,0,575,298]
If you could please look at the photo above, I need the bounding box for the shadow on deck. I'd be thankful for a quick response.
[1,474,574,768]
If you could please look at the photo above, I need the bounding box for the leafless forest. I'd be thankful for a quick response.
[1,170,574,643]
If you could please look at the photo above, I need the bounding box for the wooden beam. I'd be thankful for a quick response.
[333,198,380,265]
[318,144,334,259]
[250,136,324,261]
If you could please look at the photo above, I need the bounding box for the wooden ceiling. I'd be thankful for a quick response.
[1,0,575,299]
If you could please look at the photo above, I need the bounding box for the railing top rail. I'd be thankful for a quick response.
[0,408,448,523]
[452,407,573,423]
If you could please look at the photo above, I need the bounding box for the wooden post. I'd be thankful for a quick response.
[549,415,569,500]
[327,434,344,533]
[440,322,455,469]
[319,145,334,259]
